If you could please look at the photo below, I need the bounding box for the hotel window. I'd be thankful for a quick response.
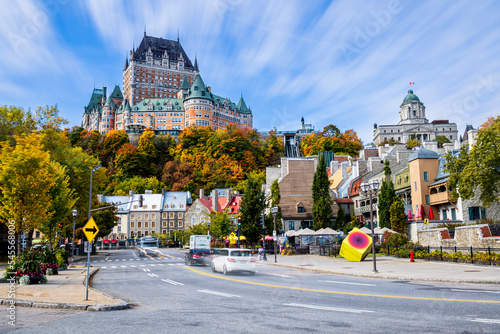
[289,221,295,230]
[169,212,174,219]
[414,182,417,191]
[152,222,156,228]
[164,204,168,209]
[145,214,149,219]
[145,222,149,228]
[178,212,183,219]
[423,172,428,182]
[178,221,183,228]
[144,231,149,236]
[131,222,135,228]
[162,212,167,219]
[162,221,167,227]
[425,195,430,205]
[138,222,142,228]
[169,221,174,227]
[152,205,156,209]
[152,214,156,219]
[131,214,135,220]
[162,229,167,234]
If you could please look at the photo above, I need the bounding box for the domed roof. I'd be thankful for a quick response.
[402,90,420,104]
[408,147,439,162]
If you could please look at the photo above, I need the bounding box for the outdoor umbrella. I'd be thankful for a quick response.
[408,209,414,221]
[429,208,435,220]
[420,205,425,219]
[359,227,372,234]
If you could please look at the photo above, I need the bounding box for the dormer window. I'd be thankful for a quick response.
[297,206,305,213]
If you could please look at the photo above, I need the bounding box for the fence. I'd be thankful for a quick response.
[317,242,500,266]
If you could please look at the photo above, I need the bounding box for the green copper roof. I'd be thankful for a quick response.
[402,90,420,104]
[110,85,123,99]
[131,98,185,112]
[186,74,213,102]
[237,96,248,111]
[104,96,115,107]
[84,88,104,114]
[180,76,191,90]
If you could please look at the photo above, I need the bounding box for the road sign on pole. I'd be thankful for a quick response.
[83,217,99,243]
[424,218,429,225]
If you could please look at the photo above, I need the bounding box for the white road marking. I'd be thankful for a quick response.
[318,280,377,287]
[101,266,107,269]
[470,318,500,324]
[197,290,241,298]
[122,259,126,261]
[120,266,127,268]
[111,266,117,268]
[130,265,136,267]
[140,265,145,267]
[147,273,158,277]
[149,264,156,267]
[115,259,119,262]
[283,303,374,314]
[450,289,500,294]
[105,256,109,261]
[270,274,291,278]
[161,279,184,286]
[168,264,174,266]
[129,259,134,261]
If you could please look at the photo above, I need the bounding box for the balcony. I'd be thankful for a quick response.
[429,191,450,205]
[359,203,378,214]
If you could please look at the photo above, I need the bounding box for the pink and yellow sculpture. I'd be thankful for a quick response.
[339,227,372,261]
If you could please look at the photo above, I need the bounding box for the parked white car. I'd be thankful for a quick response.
[211,248,256,275]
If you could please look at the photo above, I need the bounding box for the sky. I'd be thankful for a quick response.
[1,0,499,144]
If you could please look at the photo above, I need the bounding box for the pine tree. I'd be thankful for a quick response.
[312,154,333,230]
[334,204,347,231]
[239,175,265,244]
[390,197,407,235]
[378,161,396,228]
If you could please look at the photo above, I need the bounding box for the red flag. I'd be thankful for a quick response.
[410,82,415,85]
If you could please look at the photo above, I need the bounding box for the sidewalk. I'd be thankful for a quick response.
[0,257,129,311]
[262,254,500,284]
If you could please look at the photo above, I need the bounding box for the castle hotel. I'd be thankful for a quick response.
[82,33,253,136]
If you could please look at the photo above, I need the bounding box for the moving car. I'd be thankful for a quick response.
[211,248,256,275]
[185,249,214,266]
[137,237,160,257]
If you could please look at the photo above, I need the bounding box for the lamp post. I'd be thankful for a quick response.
[271,206,278,263]
[85,163,101,301]
[207,220,210,236]
[72,209,77,265]
[360,179,380,273]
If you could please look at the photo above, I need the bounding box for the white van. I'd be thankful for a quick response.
[137,237,160,257]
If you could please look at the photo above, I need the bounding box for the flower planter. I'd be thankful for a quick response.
[29,276,44,284]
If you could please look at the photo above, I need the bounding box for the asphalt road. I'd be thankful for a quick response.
[1,248,499,333]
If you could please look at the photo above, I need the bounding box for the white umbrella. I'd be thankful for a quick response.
[373,227,385,234]
[359,227,372,234]
[380,227,398,234]
[295,228,315,236]
[285,230,296,237]
[315,227,341,235]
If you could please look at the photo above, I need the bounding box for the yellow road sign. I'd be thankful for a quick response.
[424,218,429,225]
[83,217,99,242]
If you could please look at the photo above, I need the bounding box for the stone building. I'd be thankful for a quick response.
[373,90,458,145]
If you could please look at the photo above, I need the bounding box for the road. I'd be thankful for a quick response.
[1,248,499,333]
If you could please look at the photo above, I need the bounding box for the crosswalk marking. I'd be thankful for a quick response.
[161,279,184,286]
[197,290,241,298]
[470,318,500,324]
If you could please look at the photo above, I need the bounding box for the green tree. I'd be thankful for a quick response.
[0,105,36,144]
[207,212,231,239]
[266,179,283,232]
[334,203,347,231]
[445,116,500,207]
[435,135,451,148]
[239,174,266,244]
[153,133,176,178]
[389,197,407,235]
[137,129,158,178]
[406,138,421,149]
[378,161,396,228]
[110,176,163,196]
[92,203,119,238]
[312,154,333,230]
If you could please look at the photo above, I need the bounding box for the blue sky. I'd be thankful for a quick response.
[1,0,500,144]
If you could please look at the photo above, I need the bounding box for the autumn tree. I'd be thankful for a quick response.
[378,161,396,228]
[137,129,158,177]
[312,154,333,230]
[406,138,420,149]
[239,174,266,244]
[389,197,407,235]
[0,134,62,251]
[153,133,176,178]
[77,129,101,156]
[0,105,36,144]
[111,176,163,196]
[99,130,129,170]
[435,135,451,148]
[162,161,198,192]
[301,125,363,156]
[445,116,500,207]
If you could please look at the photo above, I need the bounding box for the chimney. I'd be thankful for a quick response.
[212,190,218,212]
[145,189,153,194]
[199,189,204,199]
[129,190,136,196]
[227,189,233,204]
[97,194,104,203]
[161,188,165,196]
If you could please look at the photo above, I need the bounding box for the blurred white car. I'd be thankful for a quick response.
[211,248,256,275]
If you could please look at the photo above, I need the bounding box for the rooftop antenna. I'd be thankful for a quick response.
[144,23,147,36]
[177,29,180,42]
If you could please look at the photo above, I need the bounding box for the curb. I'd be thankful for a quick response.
[264,262,500,285]
[0,267,131,312]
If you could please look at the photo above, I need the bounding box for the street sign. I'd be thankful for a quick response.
[83,217,99,242]
[424,218,429,225]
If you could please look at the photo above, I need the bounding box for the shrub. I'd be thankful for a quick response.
[382,232,409,246]
[46,268,54,276]
[40,275,48,284]
[19,275,31,285]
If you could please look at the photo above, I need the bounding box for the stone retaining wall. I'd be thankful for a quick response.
[416,224,500,248]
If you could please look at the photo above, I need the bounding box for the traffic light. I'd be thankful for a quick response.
[237,216,241,231]
[138,195,143,207]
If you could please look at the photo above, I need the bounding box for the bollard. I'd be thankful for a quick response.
[410,251,415,262]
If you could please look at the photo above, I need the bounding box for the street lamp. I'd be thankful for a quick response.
[360,179,380,273]
[207,220,210,236]
[72,209,77,265]
[271,206,278,263]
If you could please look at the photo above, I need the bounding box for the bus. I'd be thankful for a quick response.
[137,236,160,257]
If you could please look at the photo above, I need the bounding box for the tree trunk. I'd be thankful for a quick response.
[26,229,34,250]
